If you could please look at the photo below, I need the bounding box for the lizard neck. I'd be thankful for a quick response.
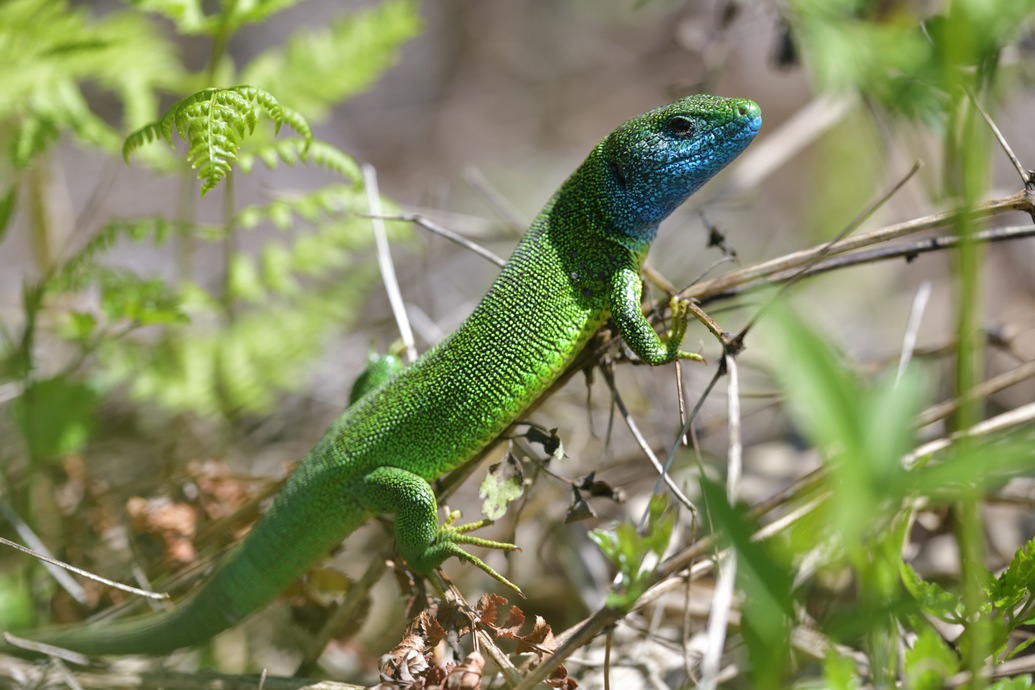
[547,153,658,261]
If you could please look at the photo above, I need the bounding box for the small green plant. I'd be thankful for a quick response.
[0,0,422,463]
[589,494,677,610]
[0,0,421,645]
[122,86,313,196]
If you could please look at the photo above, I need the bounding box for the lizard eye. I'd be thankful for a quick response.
[669,115,695,137]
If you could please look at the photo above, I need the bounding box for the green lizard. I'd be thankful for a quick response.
[6,94,761,657]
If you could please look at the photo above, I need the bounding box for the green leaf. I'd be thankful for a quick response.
[123,86,312,196]
[98,273,188,326]
[223,0,298,31]
[904,627,959,690]
[479,455,525,521]
[132,0,299,34]
[700,476,796,686]
[238,139,363,182]
[241,0,422,121]
[227,254,264,303]
[992,537,1035,610]
[907,437,1035,498]
[900,561,964,623]
[0,185,15,243]
[57,311,97,342]
[0,573,34,631]
[11,376,98,461]
[588,494,677,611]
[822,648,860,690]
[762,304,926,549]
[641,494,675,560]
[0,1,180,168]
[10,115,59,168]
[129,0,210,34]
[236,184,367,233]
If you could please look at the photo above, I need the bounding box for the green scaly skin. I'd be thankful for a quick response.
[6,95,761,657]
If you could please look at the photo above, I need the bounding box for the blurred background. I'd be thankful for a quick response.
[2,0,1035,682]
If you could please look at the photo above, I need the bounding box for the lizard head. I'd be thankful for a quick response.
[597,95,761,249]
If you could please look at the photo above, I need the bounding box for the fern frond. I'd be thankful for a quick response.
[238,139,362,182]
[51,217,218,292]
[227,0,299,29]
[11,117,59,169]
[123,86,313,196]
[237,184,365,231]
[131,0,302,36]
[97,268,189,326]
[8,79,120,167]
[95,200,414,414]
[0,185,14,244]
[121,121,171,160]
[240,0,421,121]
[128,0,210,35]
[0,0,181,168]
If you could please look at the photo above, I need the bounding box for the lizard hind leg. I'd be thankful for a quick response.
[360,466,521,593]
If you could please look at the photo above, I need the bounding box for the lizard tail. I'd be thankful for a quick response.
[5,469,367,657]
[5,577,248,656]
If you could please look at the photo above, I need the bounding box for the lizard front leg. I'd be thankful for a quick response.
[609,265,704,365]
[360,466,521,593]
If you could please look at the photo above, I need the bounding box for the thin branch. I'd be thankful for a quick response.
[698,355,743,690]
[904,401,1035,466]
[684,189,1031,302]
[598,366,696,514]
[0,532,168,601]
[965,85,1032,186]
[0,651,366,689]
[462,165,527,230]
[363,165,417,363]
[362,212,506,267]
[897,282,932,383]
[0,501,84,604]
[915,358,1035,429]
[735,161,921,340]
[759,224,1035,288]
[649,367,722,513]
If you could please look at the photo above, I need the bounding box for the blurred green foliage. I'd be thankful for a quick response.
[0,0,421,471]
[2,0,1035,685]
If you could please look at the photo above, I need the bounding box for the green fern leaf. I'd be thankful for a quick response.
[122,121,173,161]
[0,185,15,244]
[241,0,421,121]
[238,139,362,182]
[236,184,366,231]
[51,217,216,292]
[131,0,300,37]
[97,208,410,415]
[128,0,210,34]
[0,0,181,168]
[11,116,59,169]
[124,86,313,196]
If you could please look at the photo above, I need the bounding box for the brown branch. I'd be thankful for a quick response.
[683,189,1033,302]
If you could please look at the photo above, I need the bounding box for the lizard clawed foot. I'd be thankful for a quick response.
[430,510,522,594]
[666,295,705,363]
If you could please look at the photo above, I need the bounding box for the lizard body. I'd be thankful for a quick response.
[8,95,760,656]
